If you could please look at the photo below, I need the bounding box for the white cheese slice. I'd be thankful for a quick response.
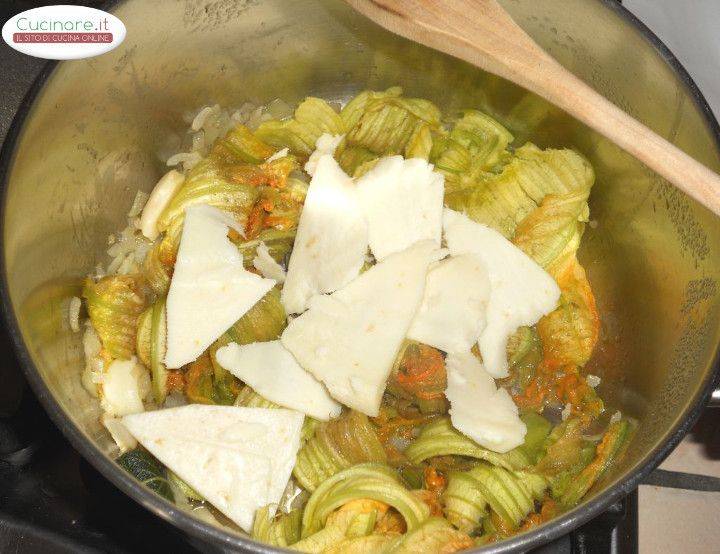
[281,155,368,314]
[407,254,490,353]
[165,205,275,368]
[140,170,185,240]
[356,156,444,260]
[443,209,560,378]
[252,241,286,283]
[281,240,438,416]
[215,340,342,420]
[445,351,526,453]
[304,133,344,176]
[122,405,304,532]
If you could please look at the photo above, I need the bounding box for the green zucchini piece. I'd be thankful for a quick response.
[217,286,286,347]
[135,307,152,368]
[444,144,594,239]
[290,509,369,553]
[235,227,296,268]
[404,418,530,470]
[300,463,429,537]
[537,417,595,476]
[513,189,589,271]
[168,469,203,501]
[468,464,530,530]
[343,96,441,156]
[506,326,543,390]
[515,470,548,502]
[234,385,279,408]
[117,448,172,501]
[256,97,344,156]
[150,297,168,404]
[431,109,514,192]
[517,412,552,464]
[218,124,275,164]
[443,470,488,532]
[157,157,260,234]
[344,509,377,538]
[323,534,398,554]
[340,87,403,130]
[252,505,302,547]
[334,143,377,177]
[293,411,386,492]
[559,419,631,507]
[386,517,474,553]
[142,236,173,297]
[83,274,146,360]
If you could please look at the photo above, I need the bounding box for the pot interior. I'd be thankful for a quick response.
[3,0,720,549]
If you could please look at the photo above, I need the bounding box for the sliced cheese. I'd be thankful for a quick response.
[140,169,185,240]
[281,240,438,416]
[215,340,342,420]
[408,254,490,353]
[281,155,367,314]
[122,405,304,532]
[252,241,286,283]
[165,205,275,368]
[445,351,526,453]
[443,209,560,377]
[304,133,344,176]
[357,156,444,260]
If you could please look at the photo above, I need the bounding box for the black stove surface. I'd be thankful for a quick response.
[0,332,199,553]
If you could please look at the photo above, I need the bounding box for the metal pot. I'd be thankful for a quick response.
[2,0,719,551]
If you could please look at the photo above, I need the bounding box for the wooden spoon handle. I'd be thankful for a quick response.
[534,64,720,215]
[348,0,720,216]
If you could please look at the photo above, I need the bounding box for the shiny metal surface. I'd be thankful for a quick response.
[709,387,720,408]
[2,0,720,551]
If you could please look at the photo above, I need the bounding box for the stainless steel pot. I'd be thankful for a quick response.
[2,0,720,551]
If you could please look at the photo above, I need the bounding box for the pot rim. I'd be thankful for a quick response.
[1,0,719,552]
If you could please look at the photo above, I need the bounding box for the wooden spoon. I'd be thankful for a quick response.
[346,0,720,215]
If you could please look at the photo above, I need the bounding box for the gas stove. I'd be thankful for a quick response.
[1,1,719,553]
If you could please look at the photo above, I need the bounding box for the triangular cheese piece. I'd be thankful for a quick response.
[281,240,438,416]
[408,254,490,353]
[215,340,342,420]
[445,351,526,453]
[281,155,368,314]
[357,156,444,261]
[164,205,276,369]
[443,209,560,377]
[122,405,304,532]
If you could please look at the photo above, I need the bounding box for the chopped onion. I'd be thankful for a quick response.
[68,296,81,333]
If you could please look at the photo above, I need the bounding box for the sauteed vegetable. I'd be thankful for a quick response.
[78,87,631,552]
